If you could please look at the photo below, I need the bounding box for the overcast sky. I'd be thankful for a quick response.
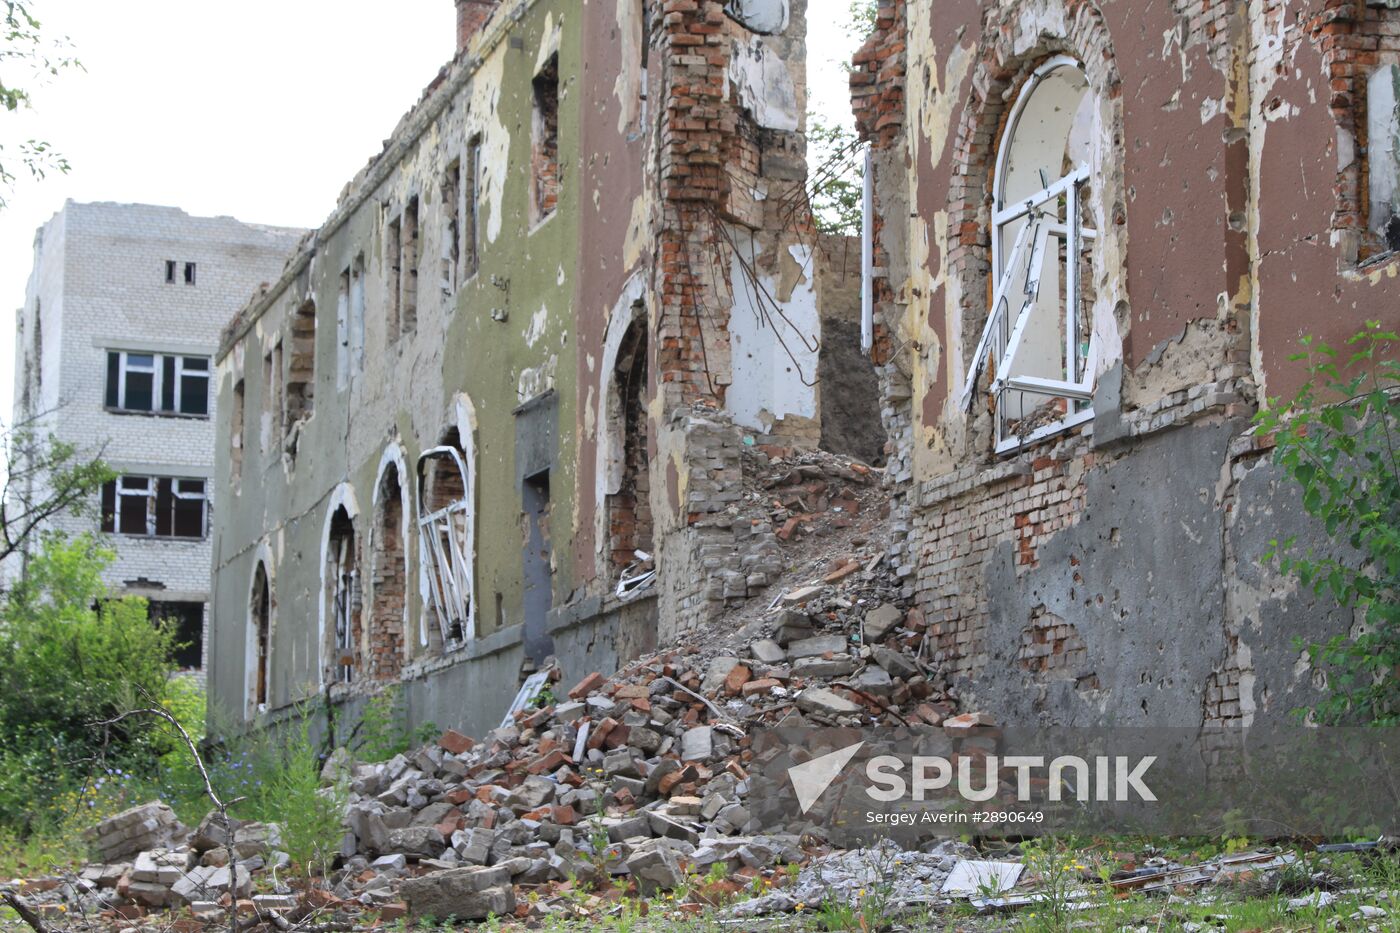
[0,0,861,425]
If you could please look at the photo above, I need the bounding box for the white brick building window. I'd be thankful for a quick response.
[105,350,210,417]
[101,476,208,538]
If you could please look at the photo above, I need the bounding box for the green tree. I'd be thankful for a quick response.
[0,534,180,828]
[1,413,114,570]
[809,116,864,236]
[806,1,877,236]
[1,0,79,210]
[1256,323,1400,724]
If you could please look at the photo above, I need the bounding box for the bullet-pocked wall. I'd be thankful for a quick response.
[854,0,1400,727]
[211,0,606,739]
[209,0,822,740]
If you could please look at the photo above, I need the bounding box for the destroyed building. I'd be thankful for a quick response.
[851,0,1400,726]
[7,202,304,673]
[207,0,879,736]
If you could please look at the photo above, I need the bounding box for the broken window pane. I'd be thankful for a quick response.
[100,481,117,533]
[417,444,474,649]
[155,477,175,537]
[104,474,206,538]
[960,58,1101,451]
[173,479,206,538]
[117,476,151,535]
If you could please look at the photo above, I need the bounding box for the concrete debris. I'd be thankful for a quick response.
[86,802,183,863]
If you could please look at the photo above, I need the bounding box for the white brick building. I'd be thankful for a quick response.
[8,202,303,671]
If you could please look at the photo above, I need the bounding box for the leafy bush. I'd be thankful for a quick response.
[0,534,180,828]
[1256,322,1400,724]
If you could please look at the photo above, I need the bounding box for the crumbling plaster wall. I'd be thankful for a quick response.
[211,0,596,738]
[853,0,1397,727]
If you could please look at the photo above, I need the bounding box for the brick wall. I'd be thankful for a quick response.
[1307,0,1400,262]
[9,203,302,639]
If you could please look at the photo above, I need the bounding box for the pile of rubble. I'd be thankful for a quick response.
[21,556,964,925]
[9,447,990,925]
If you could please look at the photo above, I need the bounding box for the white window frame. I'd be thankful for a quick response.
[116,475,154,535]
[416,446,475,650]
[959,55,1100,454]
[173,355,210,415]
[107,475,208,538]
[113,352,156,411]
[172,478,210,538]
[109,350,210,416]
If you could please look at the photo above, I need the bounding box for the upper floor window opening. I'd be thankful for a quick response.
[442,158,463,293]
[165,261,196,284]
[531,54,561,223]
[960,57,1103,454]
[105,350,210,417]
[101,475,208,539]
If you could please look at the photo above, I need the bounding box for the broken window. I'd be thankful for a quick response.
[101,476,208,538]
[231,377,245,485]
[150,600,204,670]
[263,341,282,452]
[465,136,483,279]
[1369,64,1400,253]
[417,437,473,649]
[105,351,210,416]
[251,562,271,710]
[605,317,654,585]
[351,254,366,365]
[286,299,316,450]
[531,55,560,222]
[386,215,402,340]
[402,199,419,333]
[336,258,365,387]
[960,58,1100,452]
[326,506,361,684]
[370,461,406,681]
[442,158,462,292]
[623,1,651,137]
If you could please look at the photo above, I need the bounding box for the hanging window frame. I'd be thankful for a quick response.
[959,55,1101,455]
[416,446,474,650]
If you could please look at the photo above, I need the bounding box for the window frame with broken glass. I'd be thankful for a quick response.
[960,56,1103,455]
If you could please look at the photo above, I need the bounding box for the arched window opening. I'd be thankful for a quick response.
[605,318,653,584]
[251,561,271,711]
[326,506,361,683]
[370,462,407,680]
[418,431,474,649]
[960,57,1101,452]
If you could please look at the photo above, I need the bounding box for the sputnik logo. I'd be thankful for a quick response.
[787,742,864,814]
